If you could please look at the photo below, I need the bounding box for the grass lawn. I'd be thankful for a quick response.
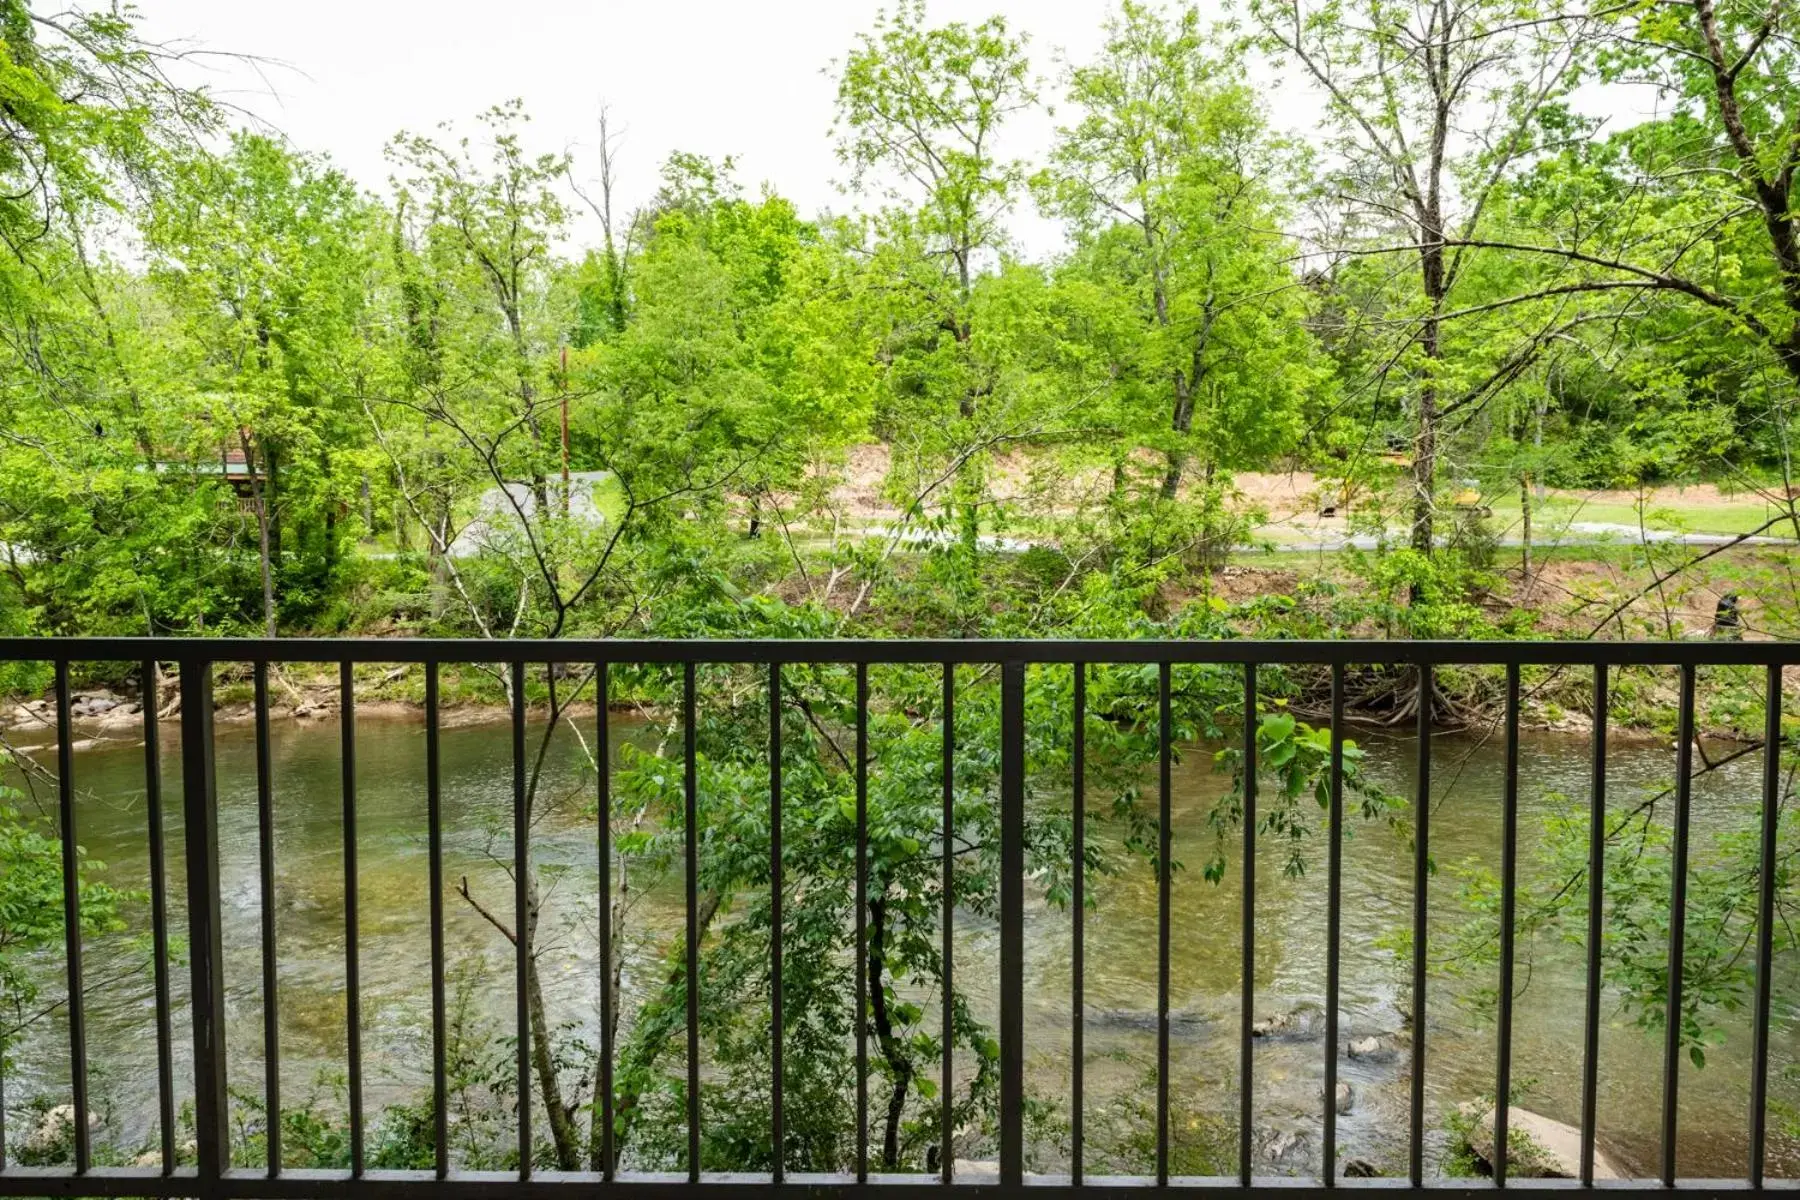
[1491,494,1793,538]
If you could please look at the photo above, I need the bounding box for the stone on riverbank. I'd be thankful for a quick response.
[19,1104,100,1163]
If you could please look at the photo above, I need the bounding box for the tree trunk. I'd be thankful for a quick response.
[605,236,628,335]
[1534,390,1547,502]
[239,431,277,638]
[1160,368,1195,502]
[322,448,339,583]
[1139,194,1188,504]
[1693,0,1800,411]
[1412,226,1446,560]
[588,871,625,1171]
[1780,338,1800,396]
[1160,315,1211,502]
[266,444,283,584]
[953,454,983,556]
[524,877,583,1169]
[946,239,984,551]
[1520,469,1533,583]
[867,896,914,1170]
[1411,372,1440,557]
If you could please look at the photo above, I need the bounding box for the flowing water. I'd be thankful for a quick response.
[4,706,1796,1178]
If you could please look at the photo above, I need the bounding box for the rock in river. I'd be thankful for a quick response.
[1346,1034,1400,1063]
[1257,1127,1312,1171]
[1461,1104,1626,1179]
[1089,1007,1210,1035]
[1319,1080,1355,1114]
[1252,1002,1326,1040]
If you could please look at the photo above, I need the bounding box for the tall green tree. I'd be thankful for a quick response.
[0,0,254,636]
[582,154,874,545]
[379,102,604,1171]
[1459,0,1800,532]
[833,0,1038,549]
[146,133,376,634]
[1042,1,1320,547]
[387,101,570,521]
[1250,0,1588,556]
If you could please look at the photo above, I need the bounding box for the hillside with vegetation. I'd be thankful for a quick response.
[0,0,1795,662]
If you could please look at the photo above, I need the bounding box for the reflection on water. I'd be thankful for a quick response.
[4,708,1795,1178]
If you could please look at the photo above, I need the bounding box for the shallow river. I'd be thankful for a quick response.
[4,708,1796,1178]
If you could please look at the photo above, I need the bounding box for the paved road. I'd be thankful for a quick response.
[872,519,1799,556]
[1266,520,1798,554]
[360,502,1796,563]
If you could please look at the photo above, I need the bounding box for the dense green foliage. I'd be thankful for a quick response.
[3,0,1798,641]
[0,0,1796,1179]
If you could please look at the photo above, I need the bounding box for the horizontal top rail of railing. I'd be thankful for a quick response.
[0,635,1794,665]
[0,636,1792,1199]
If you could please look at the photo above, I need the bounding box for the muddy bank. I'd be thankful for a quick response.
[0,672,587,749]
[0,661,1750,752]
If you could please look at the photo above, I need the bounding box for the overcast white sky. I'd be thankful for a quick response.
[134,1,1669,261]
[134,0,1143,259]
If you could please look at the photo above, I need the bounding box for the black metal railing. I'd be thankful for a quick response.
[0,636,1791,1198]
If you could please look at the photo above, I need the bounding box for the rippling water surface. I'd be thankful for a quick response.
[5,705,1795,1178]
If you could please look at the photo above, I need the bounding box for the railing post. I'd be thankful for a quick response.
[179,660,229,1190]
[54,660,91,1174]
[999,661,1025,1185]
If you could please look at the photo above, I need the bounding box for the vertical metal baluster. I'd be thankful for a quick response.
[1661,663,1695,1187]
[999,662,1025,1188]
[855,662,869,1183]
[770,662,785,1183]
[254,663,281,1175]
[142,661,175,1175]
[685,661,701,1182]
[181,659,229,1187]
[511,661,531,1177]
[1748,663,1781,1188]
[1580,663,1607,1186]
[54,661,89,1173]
[342,661,363,1176]
[598,661,615,1181]
[1157,661,1172,1186]
[941,663,954,1186]
[1494,663,1520,1187]
[427,661,449,1181]
[1409,664,1430,1188]
[1323,663,1344,1187]
[1239,664,1257,1186]
[1071,663,1086,1186]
